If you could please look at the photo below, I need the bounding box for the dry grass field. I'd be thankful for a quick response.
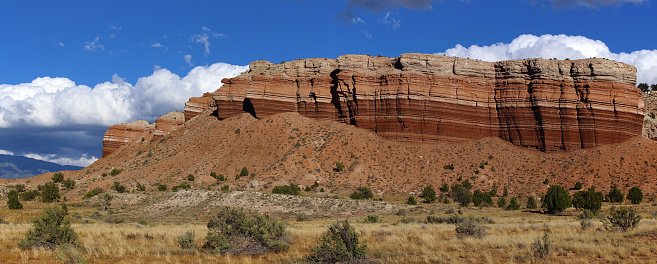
[2,197,657,264]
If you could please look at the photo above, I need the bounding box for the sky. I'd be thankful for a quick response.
[0,0,656,167]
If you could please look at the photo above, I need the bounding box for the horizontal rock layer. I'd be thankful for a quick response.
[102,120,154,157]
[153,111,185,140]
[184,93,216,122]
[215,53,644,151]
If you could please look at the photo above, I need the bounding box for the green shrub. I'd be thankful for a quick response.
[455,218,487,238]
[627,186,643,204]
[18,204,77,249]
[203,206,289,255]
[138,219,148,225]
[239,167,249,177]
[335,162,345,172]
[311,181,320,189]
[607,185,624,203]
[7,190,23,210]
[543,179,549,185]
[20,190,40,201]
[272,184,301,196]
[497,197,507,208]
[109,168,122,176]
[178,230,196,249]
[52,172,64,183]
[84,187,103,199]
[136,183,146,191]
[62,179,75,190]
[422,185,437,203]
[297,214,309,222]
[503,186,508,197]
[462,179,472,189]
[606,206,641,231]
[304,186,312,192]
[439,183,450,193]
[451,184,472,206]
[41,181,61,203]
[573,187,603,212]
[507,197,520,210]
[526,196,538,209]
[172,183,191,192]
[532,233,552,259]
[406,195,417,205]
[187,174,195,181]
[112,182,126,193]
[444,164,455,170]
[364,215,378,223]
[489,185,498,197]
[221,185,230,192]
[349,187,373,200]
[15,184,26,193]
[307,220,366,263]
[157,184,168,191]
[573,182,583,190]
[542,185,572,214]
[472,190,493,207]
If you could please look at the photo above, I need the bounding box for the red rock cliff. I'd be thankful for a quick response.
[216,54,644,151]
[102,120,154,157]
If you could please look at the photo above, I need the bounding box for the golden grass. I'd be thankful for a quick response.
[2,203,657,263]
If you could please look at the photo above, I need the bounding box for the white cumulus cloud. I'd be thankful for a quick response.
[24,153,98,167]
[437,34,657,85]
[83,36,104,51]
[0,62,248,128]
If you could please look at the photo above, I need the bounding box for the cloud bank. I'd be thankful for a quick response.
[438,34,657,85]
[0,62,248,128]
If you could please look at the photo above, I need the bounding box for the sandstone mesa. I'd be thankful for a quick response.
[103,53,646,157]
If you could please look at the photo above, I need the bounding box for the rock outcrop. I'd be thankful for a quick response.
[102,54,645,157]
[215,54,644,151]
[643,91,657,140]
[102,120,154,157]
[184,93,216,122]
[154,111,185,140]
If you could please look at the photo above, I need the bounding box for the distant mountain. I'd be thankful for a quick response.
[0,154,83,179]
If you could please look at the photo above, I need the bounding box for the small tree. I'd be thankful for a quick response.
[651,84,657,91]
[573,182,583,190]
[526,196,538,209]
[638,83,650,92]
[606,206,641,231]
[307,220,366,263]
[41,181,61,203]
[462,179,473,189]
[497,197,506,208]
[112,182,126,193]
[451,183,472,206]
[627,186,643,204]
[472,190,492,207]
[239,167,249,177]
[18,204,77,249]
[52,172,64,183]
[439,183,449,193]
[507,197,520,210]
[489,185,498,197]
[62,178,75,190]
[187,174,195,181]
[349,187,373,200]
[7,190,23,210]
[422,185,437,203]
[503,186,508,197]
[406,195,417,205]
[542,185,571,214]
[572,187,603,212]
[607,185,624,203]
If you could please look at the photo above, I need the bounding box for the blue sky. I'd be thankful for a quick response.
[1,0,656,167]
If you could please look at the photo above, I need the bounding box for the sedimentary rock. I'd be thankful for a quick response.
[184,93,216,122]
[153,111,185,140]
[102,120,154,157]
[216,54,644,151]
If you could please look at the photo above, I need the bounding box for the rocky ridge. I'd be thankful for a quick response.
[103,54,645,157]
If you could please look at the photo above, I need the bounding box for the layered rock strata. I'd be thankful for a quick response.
[102,120,154,157]
[184,93,216,122]
[216,54,644,151]
[153,111,185,140]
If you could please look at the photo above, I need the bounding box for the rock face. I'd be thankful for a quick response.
[643,91,657,140]
[102,120,154,157]
[216,54,644,151]
[154,111,185,140]
[184,93,216,122]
